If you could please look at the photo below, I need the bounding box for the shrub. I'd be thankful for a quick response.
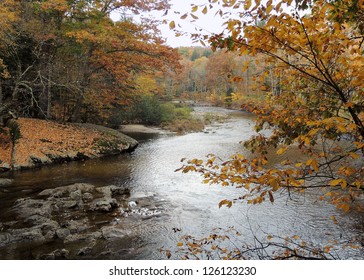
[107,96,194,127]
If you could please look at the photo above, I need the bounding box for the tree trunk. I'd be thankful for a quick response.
[0,78,3,126]
[70,94,84,122]
[46,58,52,119]
[12,65,21,102]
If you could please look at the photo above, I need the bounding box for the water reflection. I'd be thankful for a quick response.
[0,107,362,259]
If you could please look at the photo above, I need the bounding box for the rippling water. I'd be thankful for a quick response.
[0,107,362,259]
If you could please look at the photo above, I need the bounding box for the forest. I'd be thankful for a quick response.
[0,0,180,125]
[0,1,285,127]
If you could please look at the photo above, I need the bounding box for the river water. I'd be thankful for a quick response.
[0,107,362,259]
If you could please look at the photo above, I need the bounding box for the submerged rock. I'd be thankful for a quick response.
[101,226,129,239]
[0,178,13,186]
[40,249,69,260]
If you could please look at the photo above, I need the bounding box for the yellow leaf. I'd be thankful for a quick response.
[266,4,273,14]
[354,142,364,149]
[338,204,350,213]
[192,5,198,12]
[308,128,319,136]
[330,215,338,224]
[340,180,347,189]
[276,146,287,155]
[348,123,357,131]
[244,0,252,10]
[306,159,319,171]
[202,6,208,14]
[169,21,175,29]
[269,178,278,189]
[177,242,184,247]
[329,179,342,186]
[336,124,347,133]
[311,159,319,172]
[349,152,359,159]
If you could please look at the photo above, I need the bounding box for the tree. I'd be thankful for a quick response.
[176,0,364,258]
[0,0,19,124]
[0,0,179,124]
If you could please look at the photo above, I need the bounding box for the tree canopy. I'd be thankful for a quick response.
[0,0,179,123]
[174,0,364,258]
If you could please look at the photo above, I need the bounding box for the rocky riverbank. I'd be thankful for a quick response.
[0,118,138,172]
[0,183,165,259]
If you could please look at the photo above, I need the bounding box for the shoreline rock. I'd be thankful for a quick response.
[0,182,165,259]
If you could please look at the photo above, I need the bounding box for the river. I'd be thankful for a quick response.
[0,107,362,259]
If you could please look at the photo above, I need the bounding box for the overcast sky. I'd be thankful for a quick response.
[157,0,227,48]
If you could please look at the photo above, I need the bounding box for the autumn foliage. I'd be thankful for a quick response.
[0,0,179,124]
[171,0,364,258]
[0,117,137,171]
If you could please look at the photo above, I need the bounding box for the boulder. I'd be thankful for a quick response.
[82,192,94,203]
[10,228,45,243]
[58,200,78,209]
[0,178,13,186]
[0,163,11,172]
[40,248,70,260]
[91,198,119,212]
[110,186,130,196]
[0,232,14,246]
[56,228,71,240]
[96,186,113,198]
[30,155,51,165]
[15,198,53,218]
[66,219,90,234]
[70,189,82,201]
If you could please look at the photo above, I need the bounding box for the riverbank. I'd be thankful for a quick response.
[119,124,169,134]
[0,118,138,172]
[119,110,230,136]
